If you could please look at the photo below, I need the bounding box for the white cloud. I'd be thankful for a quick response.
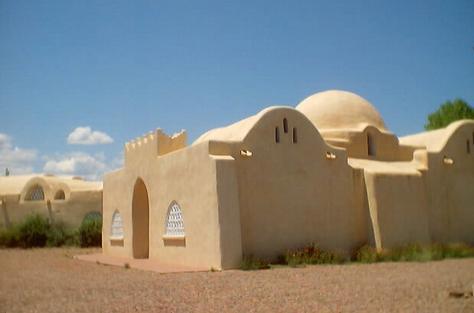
[42,151,124,181]
[0,133,37,175]
[67,126,113,145]
[43,152,107,181]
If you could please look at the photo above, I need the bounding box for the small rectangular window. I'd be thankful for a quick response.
[283,118,288,133]
[275,127,280,143]
[292,128,297,143]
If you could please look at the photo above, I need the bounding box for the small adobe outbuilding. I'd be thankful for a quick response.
[102,90,474,270]
[0,174,102,229]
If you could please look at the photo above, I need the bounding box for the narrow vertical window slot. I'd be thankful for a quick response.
[275,127,280,143]
[367,134,376,156]
[292,128,297,143]
[283,118,288,133]
[468,140,471,154]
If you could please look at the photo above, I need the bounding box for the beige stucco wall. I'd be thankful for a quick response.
[321,127,415,162]
[214,108,368,260]
[0,176,102,229]
[421,122,474,244]
[103,141,234,269]
[363,170,431,250]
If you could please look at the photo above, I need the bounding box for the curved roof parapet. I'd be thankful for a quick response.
[193,106,293,145]
[399,119,474,152]
[296,90,387,131]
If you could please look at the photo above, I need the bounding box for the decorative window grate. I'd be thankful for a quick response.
[25,185,45,201]
[111,210,124,239]
[165,202,185,236]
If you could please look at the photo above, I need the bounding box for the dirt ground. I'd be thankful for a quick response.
[0,248,473,313]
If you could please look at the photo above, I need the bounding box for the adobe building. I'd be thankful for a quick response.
[0,174,102,229]
[102,90,474,270]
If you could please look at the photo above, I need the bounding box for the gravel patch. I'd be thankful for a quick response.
[0,248,473,313]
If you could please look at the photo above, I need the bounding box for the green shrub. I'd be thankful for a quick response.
[426,243,444,261]
[285,244,345,266]
[354,245,382,263]
[441,243,474,259]
[78,216,102,247]
[17,214,50,248]
[240,255,270,270]
[46,222,78,247]
[0,214,79,248]
[354,243,474,263]
[0,225,20,247]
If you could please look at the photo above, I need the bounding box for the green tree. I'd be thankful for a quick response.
[425,99,474,130]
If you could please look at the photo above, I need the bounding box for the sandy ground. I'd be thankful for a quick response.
[0,248,473,313]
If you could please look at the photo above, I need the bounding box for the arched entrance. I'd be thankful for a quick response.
[132,178,149,258]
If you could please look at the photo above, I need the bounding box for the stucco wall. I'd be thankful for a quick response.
[103,142,228,269]
[423,123,474,244]
[0,190,102,229]
[322,127,415,162]
[231,108,368,260]
[364,170,431,250]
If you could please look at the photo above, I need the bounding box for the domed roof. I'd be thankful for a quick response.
[296,90,387,131]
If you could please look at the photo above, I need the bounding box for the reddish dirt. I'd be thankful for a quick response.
[0,248,473,313]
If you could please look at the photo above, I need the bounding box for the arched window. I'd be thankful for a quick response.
[275,127,280,143]
[54,190,65,200]
[165,202,185,236]
[25,185,45,201]
[110,210,124,239]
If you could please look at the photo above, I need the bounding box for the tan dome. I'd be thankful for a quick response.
[296,90,386,131]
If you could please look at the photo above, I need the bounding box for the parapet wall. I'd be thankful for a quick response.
[124,129,187,167]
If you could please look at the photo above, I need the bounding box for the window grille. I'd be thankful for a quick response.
[25,185,44,201]
[111,210,124,238]
[165,202,185,236]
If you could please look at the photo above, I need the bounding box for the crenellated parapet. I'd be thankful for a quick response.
[124,129,187,167]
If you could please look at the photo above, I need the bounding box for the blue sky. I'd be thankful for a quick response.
[1,0,473,179]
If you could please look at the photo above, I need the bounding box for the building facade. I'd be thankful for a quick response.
[102,90,474,269]
[0,175,102,229]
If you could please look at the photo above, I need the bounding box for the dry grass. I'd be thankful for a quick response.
[0,248,473,313]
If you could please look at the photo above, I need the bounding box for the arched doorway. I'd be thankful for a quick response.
[132,178,149,258]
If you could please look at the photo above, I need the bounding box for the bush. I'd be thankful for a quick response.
[78,215,102,247]
[46,222,78,247]
[440,243,474,259]
[353,243,474,263]
[240,255,270,270]
[0,225,20,247]
[353,245,382,263]
[0,214,79,248]
[285,244,345,267]
[17,214,50,248]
